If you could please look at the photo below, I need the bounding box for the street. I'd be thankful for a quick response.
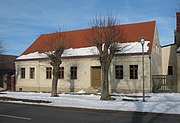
[0,102,179,123]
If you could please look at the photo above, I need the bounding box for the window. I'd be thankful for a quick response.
[59,67,64,79]
[130,65,138,79]
[71,67,77,79]
[30,67,35,79]
[115,65,123,79]
[168,66,173,75]
[21,68,25,79]
[46,67,52,79]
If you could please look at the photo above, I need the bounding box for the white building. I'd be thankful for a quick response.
[15,19,180,93]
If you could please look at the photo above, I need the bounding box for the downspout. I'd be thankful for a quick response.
[149,54,152,92]
[38,60,40,92]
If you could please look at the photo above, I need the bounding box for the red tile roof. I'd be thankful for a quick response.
[21,21,156,55]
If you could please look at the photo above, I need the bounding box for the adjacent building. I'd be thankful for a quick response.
[0,54,17,89]
[175,12,180,92]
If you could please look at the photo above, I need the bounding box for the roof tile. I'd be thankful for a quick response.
[22,21,156,55]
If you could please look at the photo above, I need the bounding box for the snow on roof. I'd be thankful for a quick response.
[118,41,149,54]
[177,47,180,52]
[16,41,150,60]
[17,52,48,60]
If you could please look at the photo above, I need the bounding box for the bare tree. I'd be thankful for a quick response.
[38,29,69,97]
[0,40,5,54]
[86,14,127,100]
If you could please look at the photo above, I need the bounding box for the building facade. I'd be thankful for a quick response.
[15,21,166,93]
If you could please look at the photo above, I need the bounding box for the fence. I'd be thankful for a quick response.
[152,75,177,93]
[3,74,15,91]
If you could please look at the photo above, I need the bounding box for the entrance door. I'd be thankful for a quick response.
[91,66,101,89]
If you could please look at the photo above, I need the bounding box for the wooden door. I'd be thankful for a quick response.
[91,66,101,89]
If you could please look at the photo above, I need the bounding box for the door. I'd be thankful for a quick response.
[91,66,101,89]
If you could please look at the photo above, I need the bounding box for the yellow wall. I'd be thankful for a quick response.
[15,55,152,93]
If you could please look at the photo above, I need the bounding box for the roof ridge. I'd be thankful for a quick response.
[40,21,156,35]
[121,20,156,26]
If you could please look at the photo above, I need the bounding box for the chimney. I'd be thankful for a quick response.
[175,12,180,48]
[177,12,180,32]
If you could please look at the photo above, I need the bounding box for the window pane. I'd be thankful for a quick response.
[115,65,123,79]
[21,68,25,79]
[30,67,35,79]
[168,66,173,75]
[71,67,77,79]
[59,67,64,79]
[130,65,138,79]
[46,67,52,79]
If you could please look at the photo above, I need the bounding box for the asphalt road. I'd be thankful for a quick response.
[0,102,180,123]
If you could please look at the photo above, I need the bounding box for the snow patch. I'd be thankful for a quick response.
[77,90,86,94]
[122,97,139,101]
[1,92,180,115]
[17,52,48,60]
[177,47,180,52]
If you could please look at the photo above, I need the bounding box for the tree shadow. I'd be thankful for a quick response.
[63,58,92,92]
[110,55,144,93]
[129,93,180,123]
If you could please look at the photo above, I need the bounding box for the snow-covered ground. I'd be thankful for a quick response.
[0,91,180,115]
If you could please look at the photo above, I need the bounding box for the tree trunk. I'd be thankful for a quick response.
[51,64,59,97]
[100,62,112,100]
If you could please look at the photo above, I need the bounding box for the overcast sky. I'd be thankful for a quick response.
[0,0,179,56]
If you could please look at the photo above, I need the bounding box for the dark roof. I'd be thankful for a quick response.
[0,54,17,70]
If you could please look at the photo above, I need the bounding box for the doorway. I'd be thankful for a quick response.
[91,66,101,89]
